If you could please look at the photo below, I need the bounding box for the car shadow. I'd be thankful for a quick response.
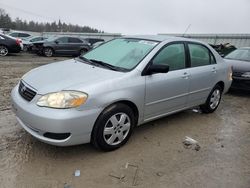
[227,89,250,98]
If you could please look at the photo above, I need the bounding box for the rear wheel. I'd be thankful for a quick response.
[43,47,54,57]
[200,85,222,113]
[23,45,28,52]
[0,45,8,56]
[91,103,135,151]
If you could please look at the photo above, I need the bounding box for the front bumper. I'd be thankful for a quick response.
[231,77,250,91]
[11,85,102,146]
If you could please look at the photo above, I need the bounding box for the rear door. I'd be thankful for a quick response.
[144,42,190,121]
[186,42,218,107]
[68,37,84,54]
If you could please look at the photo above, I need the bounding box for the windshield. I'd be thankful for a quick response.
[225,49,250,62]
[82,38,158,70]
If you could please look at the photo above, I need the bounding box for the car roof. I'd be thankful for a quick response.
[238,47,250,50]
[123,35,200,43]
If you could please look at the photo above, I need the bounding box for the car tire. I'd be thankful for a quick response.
[79,48,88,55]
[0,45,8,56]
[23,45,28,52]
[200,85,222,113]
[43,47,54,57]
[91,103,135,151]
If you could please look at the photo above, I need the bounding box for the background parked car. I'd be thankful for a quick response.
[0,33,22,56]
[8,32,32,39]
[224,47,250,91]
[22,36,48,51]
[84,38,105,46]
[32,36,91,57]
[210,43,236,57]
[92,41,105,48]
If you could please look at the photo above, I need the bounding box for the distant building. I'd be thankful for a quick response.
[159,33,250,48]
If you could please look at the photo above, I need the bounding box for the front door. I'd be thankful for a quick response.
[144,43,190,121]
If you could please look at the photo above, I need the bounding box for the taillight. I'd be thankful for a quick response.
[16,38,22,46]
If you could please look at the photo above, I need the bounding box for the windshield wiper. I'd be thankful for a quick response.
[77,56,93,64]
[77,57,127,71]
[89,59,127,71]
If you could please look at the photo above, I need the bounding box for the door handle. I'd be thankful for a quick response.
[181,72,190,79]
[212,67,217,73]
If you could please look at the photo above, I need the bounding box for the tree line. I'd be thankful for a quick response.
[0,8,102,33]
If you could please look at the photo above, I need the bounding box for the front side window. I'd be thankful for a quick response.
[189,44,210,67]
[57,37,68,43]
[9,33,18,37]
[83,38,158,70]
[30,37,42,42]
[152,43,186,71]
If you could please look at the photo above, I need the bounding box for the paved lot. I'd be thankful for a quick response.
[0,53,250,188]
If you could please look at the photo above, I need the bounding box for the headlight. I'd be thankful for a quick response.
[37,91,88,109]
[242,72,250,78]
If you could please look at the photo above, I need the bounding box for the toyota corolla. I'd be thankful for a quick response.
[11,36,232,151]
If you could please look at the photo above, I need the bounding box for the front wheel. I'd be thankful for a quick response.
[91,103,135,151]
[43,47,54,57]
[200,85,222,113]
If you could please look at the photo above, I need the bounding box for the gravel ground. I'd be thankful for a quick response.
[0,53,250,188]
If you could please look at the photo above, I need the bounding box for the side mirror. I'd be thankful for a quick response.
[144,64,169,75]
[55,40,59,44]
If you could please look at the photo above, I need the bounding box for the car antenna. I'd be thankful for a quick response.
[182,24,191,38]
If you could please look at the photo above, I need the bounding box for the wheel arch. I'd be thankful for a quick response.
[216,81,225,92]
[100,100,139,125]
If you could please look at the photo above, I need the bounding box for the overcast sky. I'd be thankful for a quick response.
[0,0,249,34]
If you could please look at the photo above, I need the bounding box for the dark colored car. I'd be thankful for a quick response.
[33,36,91,57]
[224,47,250,90]
[22,36,48,51]
[84,38,105,46]
[0,33,22,56]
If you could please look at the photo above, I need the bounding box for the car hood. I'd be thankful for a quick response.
[224,58,250,72]
[22,59,124,94]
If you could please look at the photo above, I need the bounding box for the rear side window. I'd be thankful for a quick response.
[152,43,186,71]
[188,44,210,67]
[57,37,68,43]
[69,37,83,43]
[19,33,30,37]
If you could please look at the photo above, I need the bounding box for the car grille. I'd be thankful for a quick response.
[233,71,243,77]
[18,81,37,101]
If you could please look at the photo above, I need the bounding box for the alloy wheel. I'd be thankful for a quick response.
[103,113,131,146]
[209,89,221,109]
[0,46,8,56]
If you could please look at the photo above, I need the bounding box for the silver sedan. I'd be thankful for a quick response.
[11,35,232,151]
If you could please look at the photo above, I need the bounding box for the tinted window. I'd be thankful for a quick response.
[69,37,82,43]
[57,37,68,43]
[30,37,42,42]
[19,33,30,37]
[152,43,186,71]
[225,49,250,62]
[189,44,210,67]
[9,33,18,37]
